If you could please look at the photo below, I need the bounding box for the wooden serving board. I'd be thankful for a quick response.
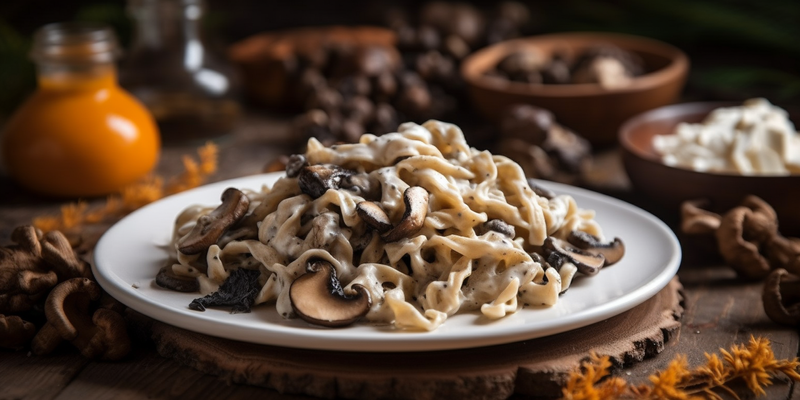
[127,277,683,400]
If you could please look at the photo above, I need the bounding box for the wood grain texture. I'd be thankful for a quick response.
[125,278,682,400]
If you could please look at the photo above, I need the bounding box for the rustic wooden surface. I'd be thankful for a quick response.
[1,112,798,400]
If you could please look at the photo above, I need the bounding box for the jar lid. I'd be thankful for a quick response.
[30,22,121,64]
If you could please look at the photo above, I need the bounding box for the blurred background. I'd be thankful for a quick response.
[1,0,799,123]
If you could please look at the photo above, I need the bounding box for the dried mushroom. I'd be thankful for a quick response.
[543,236,605,276]
[763,268,800,327]
[0,314,36,350]
[567,230,625,266]
[289,260,371,327]
[189,269,261,313]
[1,226,58,314]
[680,199,721,235]
[716,197,779,279]
[381,186,429,242]
[178,188,251,255]
[31,278,130,360]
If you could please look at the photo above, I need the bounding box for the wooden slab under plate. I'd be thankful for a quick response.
[128,277,683,400]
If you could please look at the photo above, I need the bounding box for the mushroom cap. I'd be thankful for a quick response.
[567,230,625,266]
[716,206,774,279]
[543,236,605,276]
[763,268,800,327]
[45,278,102,341]
[289,260,371,327]
[178,188,251,255]
[381,186,429,242]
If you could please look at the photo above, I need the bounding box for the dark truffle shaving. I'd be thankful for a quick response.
[189,269,261,313]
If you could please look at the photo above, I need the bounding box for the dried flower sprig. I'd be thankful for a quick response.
[562,336,800,400]
[33,143,218,233]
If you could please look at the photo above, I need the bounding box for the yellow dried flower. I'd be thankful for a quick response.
[32,143,218,233]
[560,336,800,400]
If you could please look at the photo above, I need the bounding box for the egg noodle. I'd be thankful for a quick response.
[166,120,605,331]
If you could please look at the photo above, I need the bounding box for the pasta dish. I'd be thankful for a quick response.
[158,120,624,331]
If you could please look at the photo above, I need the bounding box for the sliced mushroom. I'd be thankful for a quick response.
[340,173,381,200]
[155,266,199,292]
[285,154,309,178]
[527,179,556,199]
[289,260,371,327]
[178,188,251,255]
[475,219,515,238]
[357,201,392,233]
[763,268,800,327]
[543,236,605,276]
[567,231,625,266]
[297,164,352,199]
[381,186,429,242]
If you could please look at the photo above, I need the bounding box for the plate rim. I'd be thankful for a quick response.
[93,173,681,352]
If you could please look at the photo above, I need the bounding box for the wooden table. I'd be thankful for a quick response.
[1,113,797,400]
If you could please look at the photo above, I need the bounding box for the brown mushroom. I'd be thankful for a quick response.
[0,314,36,350]
[357,201,392,233]
[178,188,251,255]
[0,226,59,314]
[527,179,556,200]
[155,265,199,292]
[381,186,429,242]
[567,231,625,266]
[543,236,605,276]
[285,154,308,178]
[31,278,130,360]
[297,164,352,199]
[680,199,722,235]
[289,260,371,327]
[715,202,777,279]
[763,268,800,327]
[40,230,91,280]
[475,219,515,239]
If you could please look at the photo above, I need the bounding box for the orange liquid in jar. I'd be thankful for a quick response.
[2,67,160,197]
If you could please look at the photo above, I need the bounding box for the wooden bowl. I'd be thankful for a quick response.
[461,32,689,145]
[620,102,800,235]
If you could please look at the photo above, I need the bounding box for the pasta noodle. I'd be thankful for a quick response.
[163,120,612,331]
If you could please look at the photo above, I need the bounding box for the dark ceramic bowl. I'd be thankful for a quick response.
[461,32,689,145]
[620,101,800,235]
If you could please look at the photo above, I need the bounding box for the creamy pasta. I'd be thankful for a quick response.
[162,120,616,331]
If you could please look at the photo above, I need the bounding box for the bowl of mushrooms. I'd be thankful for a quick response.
[461,32,689,145]
[619,100,800,236]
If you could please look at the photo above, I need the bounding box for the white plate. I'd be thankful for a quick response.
[94,173,681,352]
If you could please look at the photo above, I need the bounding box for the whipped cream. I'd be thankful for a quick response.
[652,98,800,175]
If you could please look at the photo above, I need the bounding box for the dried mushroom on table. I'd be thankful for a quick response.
[0,226,130,359]
[680,196,800,327]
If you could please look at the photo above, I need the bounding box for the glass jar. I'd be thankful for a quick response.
[120,0,241,143]
[1,23,161,197]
